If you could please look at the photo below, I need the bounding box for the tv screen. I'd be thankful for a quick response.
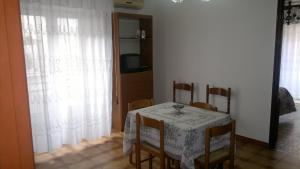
[120,53,140,73]
[126,54,140,69]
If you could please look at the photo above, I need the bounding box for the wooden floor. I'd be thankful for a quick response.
[277,103,300,156]
[34,132,300,169]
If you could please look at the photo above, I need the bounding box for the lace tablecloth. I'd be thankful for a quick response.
[123,102,230,169]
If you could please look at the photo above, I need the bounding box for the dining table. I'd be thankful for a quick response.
[123,102,231,169]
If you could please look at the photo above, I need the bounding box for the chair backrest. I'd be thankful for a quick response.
[136,113,165,168]
[206,85,231,114]
[173,81,194,104]
[204,120,236,169]
[128,98,153,111]
[190,102,218,112]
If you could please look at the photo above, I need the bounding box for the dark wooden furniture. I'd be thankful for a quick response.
[128,98,153,165]
[206,85,231,114]
[194,120,236,169]
[173,81,194,104]
[136,113,165,169]
[112,12,153,131]
[190,102,218,112]
[269,0,285,149]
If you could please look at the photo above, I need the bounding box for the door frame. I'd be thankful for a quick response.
[0,0,35,168]
[269,0,285,149]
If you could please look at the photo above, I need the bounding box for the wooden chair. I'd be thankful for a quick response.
[173,81,194,104]
[128,98,153,165]
[136,113,165,169]
[194,120,236,169]
[128,98,153,111]
[190,102,218,112]
[206,85,231,114]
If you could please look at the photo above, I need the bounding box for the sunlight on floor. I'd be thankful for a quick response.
[35,131,300,169]
[34,133,128,169]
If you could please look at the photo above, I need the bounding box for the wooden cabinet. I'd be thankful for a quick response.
[112,12,153,131]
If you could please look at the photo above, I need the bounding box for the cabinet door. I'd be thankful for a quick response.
[121,71,153,129]
[0,0,35,168]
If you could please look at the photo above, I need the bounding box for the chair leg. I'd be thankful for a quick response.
[167,157,171,169]
[160,155,165,169]
[175,160,180,169]
[229,157,234,169]
[129,144,136,165]
[167,159,176,169]
[171,159,175,166]
[136,148,141,169]
[194,160,200,169]
[149,154,153,169]
[129,151,134,165]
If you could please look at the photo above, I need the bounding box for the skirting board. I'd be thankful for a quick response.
[236,134,269,148]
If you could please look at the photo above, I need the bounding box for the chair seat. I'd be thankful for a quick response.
[196,148,229,164]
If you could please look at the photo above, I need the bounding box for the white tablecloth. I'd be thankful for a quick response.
[123,102,230,169]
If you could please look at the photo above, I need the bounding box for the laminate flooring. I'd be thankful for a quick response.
[35,132,300,169]
[277,103,300,157]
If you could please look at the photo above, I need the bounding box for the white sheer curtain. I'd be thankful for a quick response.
[20,0,113,153]
[280,24,300,100]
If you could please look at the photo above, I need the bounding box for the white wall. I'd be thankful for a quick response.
[115,0,278,143]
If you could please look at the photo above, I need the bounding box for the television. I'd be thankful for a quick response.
[120,53,149,73]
